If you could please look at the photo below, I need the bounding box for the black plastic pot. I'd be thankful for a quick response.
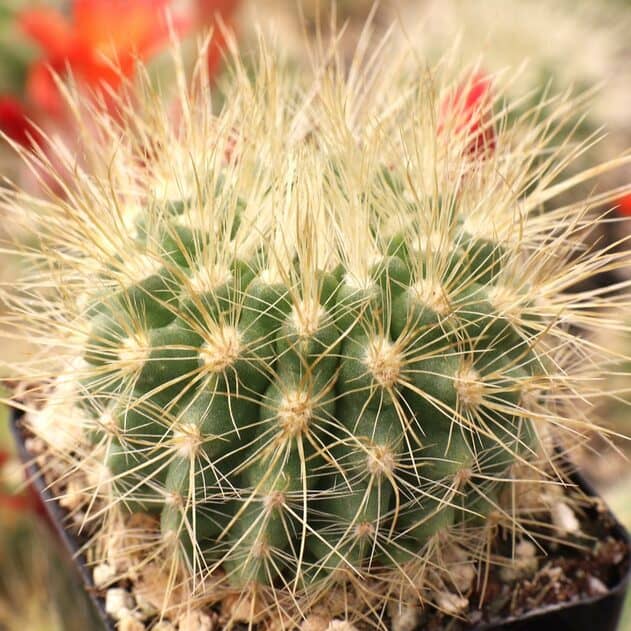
[9,409,631,631]
[471,471,631,631]
[10,409,115,631]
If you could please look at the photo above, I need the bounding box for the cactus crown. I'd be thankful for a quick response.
[1,35,630,628]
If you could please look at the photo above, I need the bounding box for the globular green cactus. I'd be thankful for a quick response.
[2,36,629,629]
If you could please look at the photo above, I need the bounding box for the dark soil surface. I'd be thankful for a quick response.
[416,500,630,630]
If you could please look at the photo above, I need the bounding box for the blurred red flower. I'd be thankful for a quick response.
[1,0,240,180]
[0,96,40,146]
[440,71,496,157]
[0,450,46,517]
[19,0,192,117]
[197,0,241,77]
[616,193,631,218]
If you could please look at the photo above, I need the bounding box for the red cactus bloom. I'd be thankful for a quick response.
[0,96,39,146]
[616,193,631,218]
[197,0,241,78]
[19,0,192,117]
[439,71,496,157]
[0,95,29,145]
[198,0,242,19]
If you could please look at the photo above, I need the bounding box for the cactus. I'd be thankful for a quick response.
[1,35,629,629]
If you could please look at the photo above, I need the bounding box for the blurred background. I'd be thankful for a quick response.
[0,0,629,628]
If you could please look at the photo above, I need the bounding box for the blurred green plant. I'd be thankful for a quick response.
[0,516,102,630]
[0,402,101,630]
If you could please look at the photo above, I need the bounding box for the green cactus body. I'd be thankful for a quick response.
[4,38,625,629]
[77,200,548,590]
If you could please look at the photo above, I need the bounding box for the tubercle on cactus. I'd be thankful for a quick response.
[1,33,630,629]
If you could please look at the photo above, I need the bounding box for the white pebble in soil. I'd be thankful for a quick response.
[118,616,145,631]
[499,540,539,582]
[434,591,469,616]
[93,562,116,588]
[587,575,609,597]
[178,611,214,631]
[301,616,330,631]
[388,602,422,631]
[134,592,158,620]
[105,588,136,621]
[549,501,580,535]
[326,621,359,631]
[450,562,476,593]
